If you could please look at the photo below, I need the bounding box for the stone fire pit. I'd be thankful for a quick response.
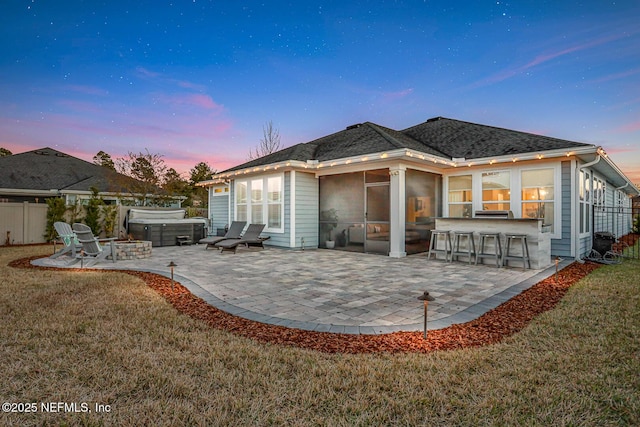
[108,240,152,260]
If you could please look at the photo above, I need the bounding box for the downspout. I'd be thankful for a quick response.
[574,153,601,261]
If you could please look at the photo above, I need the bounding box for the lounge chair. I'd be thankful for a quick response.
[214,223,268,253]
[198,221,246,249]
[51,221,83,259]
[72,223,117,267]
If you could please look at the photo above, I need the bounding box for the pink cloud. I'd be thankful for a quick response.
[161,93,224,111]
[589,67,640,84]
[382,88,414,102]
[471,33,631,88]
[616,120,640,133]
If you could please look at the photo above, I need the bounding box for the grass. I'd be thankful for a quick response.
[1,245,639,426]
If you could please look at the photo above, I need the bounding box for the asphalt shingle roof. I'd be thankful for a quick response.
[0,147,138,193]
[223,117,594,173]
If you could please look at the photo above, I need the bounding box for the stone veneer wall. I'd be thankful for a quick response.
[110,241,152,260]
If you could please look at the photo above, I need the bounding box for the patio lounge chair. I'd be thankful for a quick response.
[51,221,82,259]
[198,221,246,249]
[72,223,117,267]
[214,223,267,253]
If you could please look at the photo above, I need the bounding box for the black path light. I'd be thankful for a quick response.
[417,291,436,339]
[167,261,177,291]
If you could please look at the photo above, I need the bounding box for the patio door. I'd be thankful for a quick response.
[365,183,390,255]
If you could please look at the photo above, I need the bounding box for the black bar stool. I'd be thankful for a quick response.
[450,231,476,264]
[427,230,451,261]
[503,234,531,269]
[475,232,503,267]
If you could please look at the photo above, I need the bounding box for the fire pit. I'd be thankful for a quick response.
[108,240,152,260]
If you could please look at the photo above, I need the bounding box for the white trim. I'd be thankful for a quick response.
[389,166,407,258]
[233,173,285,233]
[289,170,296,248]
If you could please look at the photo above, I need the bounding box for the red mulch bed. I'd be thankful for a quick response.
[9,256,601,354]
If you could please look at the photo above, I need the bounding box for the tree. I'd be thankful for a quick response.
[44,197,67,241]
[84,187,104,236]
[163,168,189,198]
[0,147,12,157]
[115,149,167,206]
[248,120,281,160]
[93,150,115,170]
[189,161,215,184]
[188,161,216,207]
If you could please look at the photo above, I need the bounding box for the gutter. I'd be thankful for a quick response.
[574,152,601,261]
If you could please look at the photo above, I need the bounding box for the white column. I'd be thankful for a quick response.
[389,166,406,258]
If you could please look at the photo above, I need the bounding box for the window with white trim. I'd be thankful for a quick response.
[235,174,284,232]
[448,175,473,218]
[482,171,510,211]
[521,168,555,232]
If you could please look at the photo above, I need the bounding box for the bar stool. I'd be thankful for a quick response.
[475,232,502,267]
[503,234,531,269]
[450,231,476,264]
[427,230,452,261]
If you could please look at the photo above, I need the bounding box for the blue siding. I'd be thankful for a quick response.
[210,195,229,234]
[294,171,319,249]
[551,160,573,257]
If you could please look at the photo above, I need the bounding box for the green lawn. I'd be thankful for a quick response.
[1,245,638,426]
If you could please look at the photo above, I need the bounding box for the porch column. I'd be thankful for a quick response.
[389,166,406,258]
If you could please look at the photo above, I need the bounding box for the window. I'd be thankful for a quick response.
[521,169,555,232]
[579,170,592,233]
[267,177,282,228]
[482,171,510,211]
[448,175,472,218]
[235,175,283,232]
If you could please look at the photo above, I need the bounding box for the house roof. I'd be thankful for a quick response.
[402,117,593,159]
[223,117,593,173]
[0,147,138,194]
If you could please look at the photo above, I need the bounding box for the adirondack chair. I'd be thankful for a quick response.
[51,221,82,259]
[72,223,117,267]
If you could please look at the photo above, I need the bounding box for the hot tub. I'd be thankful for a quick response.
[126,209,208,247]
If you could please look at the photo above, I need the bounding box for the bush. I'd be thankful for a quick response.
[44,197,67,241]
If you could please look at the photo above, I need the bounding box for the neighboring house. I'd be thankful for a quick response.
[200,117,639,259]
[0,147,178,244]
[0,147,135,205]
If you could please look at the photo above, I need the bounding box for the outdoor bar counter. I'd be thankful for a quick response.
[434,217,551,269]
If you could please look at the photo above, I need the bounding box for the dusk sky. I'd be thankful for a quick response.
[1,1,639,183]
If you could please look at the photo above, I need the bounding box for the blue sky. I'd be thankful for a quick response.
[1,0,639,183]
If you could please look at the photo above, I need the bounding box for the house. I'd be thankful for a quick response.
[0,147,136,205]
[200,117,639,261]
[0,147,178,243]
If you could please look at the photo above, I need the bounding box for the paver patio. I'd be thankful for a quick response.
[33,245,567,335]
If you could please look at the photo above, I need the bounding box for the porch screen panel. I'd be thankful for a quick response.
[521,168,555,232]
[406,170,441,254]
[448,175,472,218]
[319,172,365,250]
[482,171,510,211]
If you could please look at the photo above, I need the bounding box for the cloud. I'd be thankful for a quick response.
[589,67,640,84]
[162,94,224,111]
[616,120,640,133]
[470,33,632,89]
[382,88,414,102]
